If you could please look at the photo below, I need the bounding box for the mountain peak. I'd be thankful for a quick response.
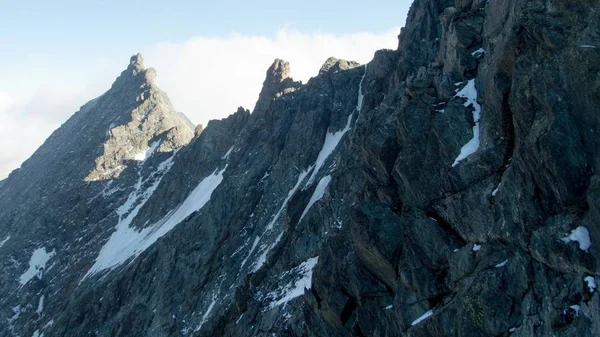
[130,53,144,68]
[266,59,291,83]
[254,59,301,114]
[81,54,193,181]
[110,53,156,91]
[319,56,360,75]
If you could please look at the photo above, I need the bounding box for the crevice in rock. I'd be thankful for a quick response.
[425,209,467,246]
[502,91,516,167]
[427,290,449,309]
[428,169,506,208]
[340,297,358,326]
[351,322,367,337]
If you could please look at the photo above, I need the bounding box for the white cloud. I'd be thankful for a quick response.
[145,27,399,126]
[0,27,399,179]
[0,92,11,112]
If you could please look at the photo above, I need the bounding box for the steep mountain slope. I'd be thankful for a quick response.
[1,0,599,336]
[0,54,196,337]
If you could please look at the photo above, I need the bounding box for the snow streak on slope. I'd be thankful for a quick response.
[195,294,217,331]
[266,168,312,231]
[82,155,177,279]
[252,232,284,273]
[356,64,367,118]
[245,68,367,273]
[452,80,482,167]
[84,154,226,279]
[0,234,10,248]
[411,310,434,326]
[222,146,234,159]
[36,295,44,314]
[240,236,260,268]
[299,175,331,222]
[268,256,319,308]
[19,248,56,287]
[133,140,161,162]
[306,65,367,186]
[241,169,311,272]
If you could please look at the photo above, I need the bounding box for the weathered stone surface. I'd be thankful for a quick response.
[253,59,302,115]
[1,0,599,336]
[85,53,194,181]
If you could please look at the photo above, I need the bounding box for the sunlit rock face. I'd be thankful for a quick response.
[1,1,599,336]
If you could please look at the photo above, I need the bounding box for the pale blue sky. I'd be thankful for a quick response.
[0,0,412,179]
[0,0,410,65]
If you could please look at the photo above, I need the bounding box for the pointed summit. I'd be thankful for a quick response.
[111,53,157,91]
[130,53,144,69]
[254,59,301,114]
[265,59,291,84]
[84,55,194,181]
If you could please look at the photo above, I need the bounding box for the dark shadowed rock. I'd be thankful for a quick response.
[1,1,599,337]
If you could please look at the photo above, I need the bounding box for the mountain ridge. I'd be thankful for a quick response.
[1,0,599,336]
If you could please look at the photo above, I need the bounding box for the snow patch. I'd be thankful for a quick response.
[222,146,234,159]
[134,152,146,161]
[10,305,22,324]
[306,117,352,186]
[133,140,161,162]
[384,305,393,310]
[195,295,217,331]
[471,48,485,57]
[472,244,481,252]
[560,226,592,251]
[0,234,10,248]
[495,259,508,268]
[19,248,56,286]
[83,161,226,278]
[252,232,284,272]
[36,295,45,314]
[452,80,482,167]
[568,304,581,316]
[268,256,319,308]
[32,330,44,337]
[492,185,500,196]
[267,169,312,231]
[584,276,597,293]
[580,45,597,48]
[411,310,433,326]
[299,175,332,222]
[240,236,261,267]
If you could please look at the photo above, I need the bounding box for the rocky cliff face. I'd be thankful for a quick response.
[1,0,599,336]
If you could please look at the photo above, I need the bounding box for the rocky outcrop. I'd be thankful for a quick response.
[85,54,194,181]
[0,0,599,336]
[319,57,361,75]
[253,59,302,114]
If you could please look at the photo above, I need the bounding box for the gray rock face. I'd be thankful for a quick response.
[85,53,194,181]
[1,0,599,336]
[253,59,301,114]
